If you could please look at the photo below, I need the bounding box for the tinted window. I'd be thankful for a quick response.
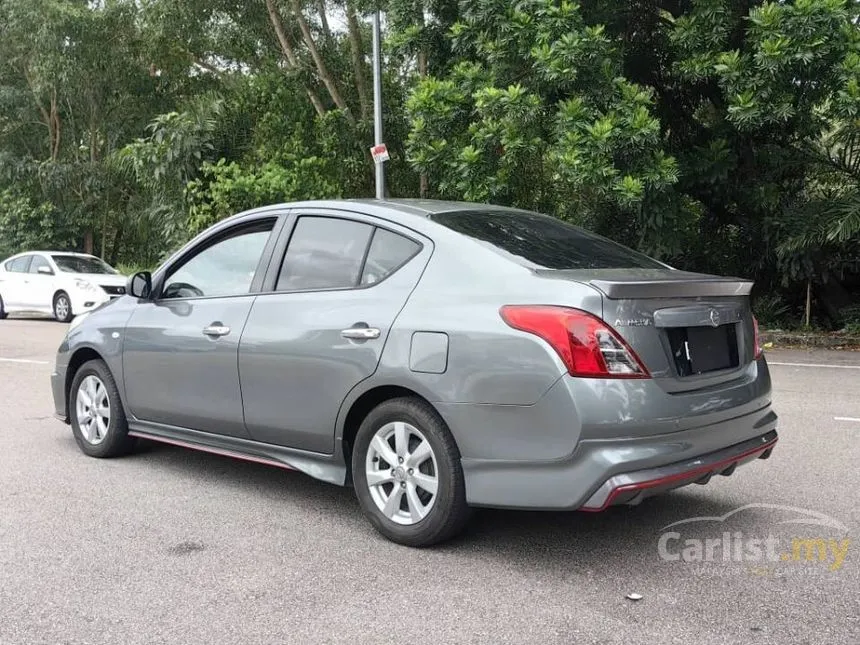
[431,210,664,270]
[29,256,53,274]
[277,217,373,291]
[52,255,116,274]
[6,256,32,273]
[360,228,420,285]
[162,221,274,299]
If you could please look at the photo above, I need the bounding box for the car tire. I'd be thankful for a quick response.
[0,294,6,319]
[69,359,136,458]
[53,291,74,323]
[352,397,471,547]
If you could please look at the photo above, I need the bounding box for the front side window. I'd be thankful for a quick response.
[161,221,274,299]
[52,255,117,274]
[29,256,53,275]
[277,217,374,291]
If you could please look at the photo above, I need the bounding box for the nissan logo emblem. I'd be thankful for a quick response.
[709,309,721,327]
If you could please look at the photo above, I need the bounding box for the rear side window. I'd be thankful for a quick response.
[5,256,32,273]
[360,228,421,285]
[277,217,373,291]
[431,210,664,270]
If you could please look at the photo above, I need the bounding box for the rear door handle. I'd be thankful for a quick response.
[340,327,381,340]
[202,324,231,338]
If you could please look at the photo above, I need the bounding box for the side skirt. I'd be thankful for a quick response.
[127,421,347,486]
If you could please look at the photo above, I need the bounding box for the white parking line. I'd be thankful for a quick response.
[768,361,860,370]
[0,357,50,365]
[834,417,860,423]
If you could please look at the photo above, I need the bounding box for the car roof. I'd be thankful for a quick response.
[228,198,532,230]
[1,251,101,265]
[7,251,97,257]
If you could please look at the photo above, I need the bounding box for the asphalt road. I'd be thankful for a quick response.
[1,317,858,645]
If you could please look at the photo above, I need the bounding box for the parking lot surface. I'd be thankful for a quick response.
[1,317,858,644]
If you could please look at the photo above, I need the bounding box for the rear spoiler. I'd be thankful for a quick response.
[589,276,753,300]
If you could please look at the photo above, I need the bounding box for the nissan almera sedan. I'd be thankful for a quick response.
[50,199,778,546]
[0,251,127,322]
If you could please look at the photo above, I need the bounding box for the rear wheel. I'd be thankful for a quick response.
[53,291,73,323]
[69,359,136,458]
[352,397,471,547]
[0,294,6,319]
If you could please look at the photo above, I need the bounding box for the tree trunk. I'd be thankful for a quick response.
[316,0,332,41]
[346,1,370,120]
[418,50,429,195]
[83,231,94,255]
[264,0,327,118]
[22,67,60,161]
[288,0,355,126]
[418,39,429,196]
[50,89,61,161]
[110,225,123,266]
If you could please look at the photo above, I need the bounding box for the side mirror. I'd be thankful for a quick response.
[128,271,152,299]
[37,265,53,275]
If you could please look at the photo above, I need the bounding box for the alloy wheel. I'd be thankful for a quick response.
[55,296,70,321]
[365,421,439,526]
[75,375,110,445]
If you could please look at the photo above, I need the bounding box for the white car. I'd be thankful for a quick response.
[0,251,128,322]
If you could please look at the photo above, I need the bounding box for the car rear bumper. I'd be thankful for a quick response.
[459,403,778,510]
[578,430,777,511]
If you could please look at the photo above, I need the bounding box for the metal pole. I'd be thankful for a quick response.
[372,9,385,199]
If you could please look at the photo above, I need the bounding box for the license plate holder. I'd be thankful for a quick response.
[667,324,739,376]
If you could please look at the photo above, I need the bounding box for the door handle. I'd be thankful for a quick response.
[341,327,381,340]
[202,324,231,338]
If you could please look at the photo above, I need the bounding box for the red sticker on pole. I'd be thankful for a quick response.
[370,143,390,163]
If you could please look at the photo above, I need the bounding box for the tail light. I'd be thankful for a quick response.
[753,316,763,359]
[499,305,650,378]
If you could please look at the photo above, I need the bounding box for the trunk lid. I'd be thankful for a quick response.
[536,268,756,393]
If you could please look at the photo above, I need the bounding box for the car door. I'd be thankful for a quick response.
[25,254,57,312]
[0,255,33,309]
[238,210,431,454]
[121,214,282,438]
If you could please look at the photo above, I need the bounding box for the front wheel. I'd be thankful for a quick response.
[0,294,6,319]
[53,291,73,323]
[352,397,471,547]
[69,359,136,458]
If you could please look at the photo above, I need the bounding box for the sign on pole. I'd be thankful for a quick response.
[370,143,390,164]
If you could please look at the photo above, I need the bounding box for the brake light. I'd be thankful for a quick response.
[753,316,763,359]
[499,305,650,378]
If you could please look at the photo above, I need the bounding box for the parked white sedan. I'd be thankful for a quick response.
[0,251,127,322]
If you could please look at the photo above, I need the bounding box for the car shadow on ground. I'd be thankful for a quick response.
[120,438,743,569]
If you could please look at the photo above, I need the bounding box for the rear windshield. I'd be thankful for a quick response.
[431,210,664,270]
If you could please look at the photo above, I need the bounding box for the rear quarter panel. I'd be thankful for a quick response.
[374,238,604,407]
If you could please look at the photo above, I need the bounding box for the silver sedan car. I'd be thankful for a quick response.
[51,200,778,546]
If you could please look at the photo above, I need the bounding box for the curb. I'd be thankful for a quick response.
[761,330,860,349]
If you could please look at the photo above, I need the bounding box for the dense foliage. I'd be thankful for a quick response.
[1,0,858,328]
